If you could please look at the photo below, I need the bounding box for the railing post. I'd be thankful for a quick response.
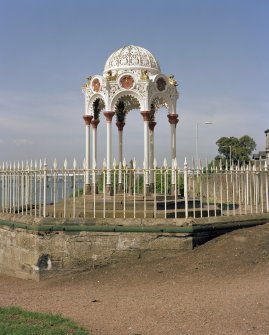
[53,158,57,218]
[113,159,116,218]
[163,158,167,219]
[184,158,188,218]
[133,159,137,219]
[174,158,177,219]
[265,161,269,213]
[103,158,106,219]
[1,163,4,212]
[21,161,24,215]
[29,160,33,216]
[43,159,47,217]
[153,158,157,219]
[72,159,77,218]
[33,161,37,216]
[63,159,67,218]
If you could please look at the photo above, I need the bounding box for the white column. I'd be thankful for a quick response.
[168,114,179,195]
[116,121,125,193]
[141,111,151,193]
[104,112,115,194]
[149,121,156,189]
[116,121,125,164]
[119,130,123,163]
[91,119,99,193]
[83,115,93,193]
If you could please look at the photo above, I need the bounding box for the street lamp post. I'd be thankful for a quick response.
[196,121,213,166]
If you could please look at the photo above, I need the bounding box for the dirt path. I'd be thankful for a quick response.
[1,224,269,335]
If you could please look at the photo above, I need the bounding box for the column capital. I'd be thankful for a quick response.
[91,119,100,129]
[103,111,115,122]
[167,113,179,125]
[149,121,157,131]
[140,111,151,121]
[116,121,126,131]
[83,115,93,126]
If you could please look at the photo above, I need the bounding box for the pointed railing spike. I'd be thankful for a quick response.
[53,158,57,169]
[93,159,96,170]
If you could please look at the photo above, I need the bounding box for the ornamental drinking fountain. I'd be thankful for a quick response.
[82,45,179,195]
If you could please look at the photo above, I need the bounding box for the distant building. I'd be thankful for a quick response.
[252,129,269,168]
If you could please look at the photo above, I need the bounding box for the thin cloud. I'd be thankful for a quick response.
[13,139,33,146]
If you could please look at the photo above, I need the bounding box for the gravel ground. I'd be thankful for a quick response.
[1,223,269,335]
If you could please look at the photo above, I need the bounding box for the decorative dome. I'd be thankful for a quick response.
[104,45,161,74]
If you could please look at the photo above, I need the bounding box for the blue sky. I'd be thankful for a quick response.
[0,0,268,167]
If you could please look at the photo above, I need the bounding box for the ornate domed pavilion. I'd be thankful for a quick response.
[82,45,180,194]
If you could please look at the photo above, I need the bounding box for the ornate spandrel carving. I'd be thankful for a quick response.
[135,83,146,95]
[108,84,119,99]
[150,96,168,111]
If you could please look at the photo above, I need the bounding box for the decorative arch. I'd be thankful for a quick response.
[87,94,106,116]
[111,90,143,113]
[150,95,171,113]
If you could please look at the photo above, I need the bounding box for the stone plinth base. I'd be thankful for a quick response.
[105,184,113,196]
[85,184,91,195]
[0,215,193,281]
[170,184,176,196]
[117,183,123,193]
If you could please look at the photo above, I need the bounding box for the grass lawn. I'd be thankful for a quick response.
[0,306,90,335]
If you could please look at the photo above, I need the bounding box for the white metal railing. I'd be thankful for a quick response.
[0,159,268,219]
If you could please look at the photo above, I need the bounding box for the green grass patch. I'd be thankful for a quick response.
[0,306,90,335]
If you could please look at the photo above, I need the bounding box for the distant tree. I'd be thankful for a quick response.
[215,135,256,166]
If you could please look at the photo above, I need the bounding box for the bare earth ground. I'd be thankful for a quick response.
[1,224,269,335]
